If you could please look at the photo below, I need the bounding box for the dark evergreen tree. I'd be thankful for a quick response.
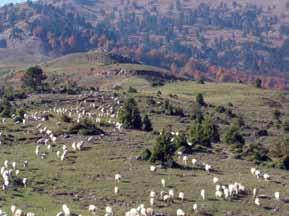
[119,98,142,130]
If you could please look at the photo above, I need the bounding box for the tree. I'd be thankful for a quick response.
[224,125,245,148]
[143,114,153,131]
[196,93,206,106]
[21,66,47,92]
[150,131,176,162]
[189,117,219,148]
[119,98,142,130]
[255,79,262,88]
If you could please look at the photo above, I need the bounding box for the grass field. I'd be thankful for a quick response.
[0,78,288,215]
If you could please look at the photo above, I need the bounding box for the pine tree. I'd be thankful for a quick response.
[143,114,153,131]
[119,98,142,130]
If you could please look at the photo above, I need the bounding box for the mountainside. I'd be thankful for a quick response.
[1,0,289,88]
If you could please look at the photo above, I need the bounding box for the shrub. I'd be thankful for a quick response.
[119,98,142,130]
[0,98,14,117]
[69,119,104,136]
[224,125,245,148]
[60,114,72,123]
[283,120,289,132]
[255,79,262,88]
[150,131,176,163]
[196,93,206,106]
[270,135,289,158]
[128,86,137,93]
[143,115,153,132]
[139,149,152,161]
[173,131,189,150]
[215,105,226,113]
[21,66,47,92]
[273,110,281,121]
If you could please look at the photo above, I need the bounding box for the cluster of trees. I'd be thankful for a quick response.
[118,98,153,132]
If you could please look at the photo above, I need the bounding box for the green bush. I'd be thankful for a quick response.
[60,114,72,123]
[150,131,176,163]
[139,148,152,161]
[119,98,142,130]
[128,86,137,93]
[224,125,245,148]
[143,115,153,132]
[21,66,47,92]
[69,119,104,136]
[196,93,206,106]
[215,105,226,113]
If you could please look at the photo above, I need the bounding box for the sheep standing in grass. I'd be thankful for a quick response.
[213,177,219,184]
[105,206,113,216]
[114,186,119,195]
[274,192,280,201]
[201,189,206,200]
[161,178,166,188]
[150,166,157,172]
[150,197,155,207]
[263,173,270,182]
[182,156,188,166]
[254,197,261,206]
[176,209,185,216]
[193,203,198,213]
[192,158,197,166]
[88,205,97,215]
[115,174,121,184]
[179,192,185,202]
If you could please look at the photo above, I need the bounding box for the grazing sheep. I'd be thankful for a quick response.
[274,192,280,201]
[161,178,166,188]
[213,177,219,184]
[253,188,258,198]
[105,206,113,216]
[193,203,198,213]
[115,174,121,183]
[114,186,119,195]
[150,197,155,207]
[176,209,185,216]
[201,189,206,200]
[215,190,223,199]
[88,205,97,215]
[192,158,197,166]
[62,204,71,216]
[72,142,77,151]
[250,167,256,175]
[204,164,211,173]
[23,160,28,169]
[263,173,270,182]
[150,166,157,172]
[14,209,22,216]
[168,189,174,200]
[26,213,35,216]
[22,178,27,187]
[182,156,188,166]
[254,197,261,206]
[179,192,185,202]
[150,191,156,198]
[10,205,16,215]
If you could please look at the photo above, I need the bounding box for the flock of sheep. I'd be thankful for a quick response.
[0,92,286,216]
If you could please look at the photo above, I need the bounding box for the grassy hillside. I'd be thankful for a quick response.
[0,77,289,215]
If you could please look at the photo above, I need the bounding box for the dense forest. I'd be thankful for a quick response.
[0,0,289,81]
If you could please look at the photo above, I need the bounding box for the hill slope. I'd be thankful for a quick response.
[0,0,289,88]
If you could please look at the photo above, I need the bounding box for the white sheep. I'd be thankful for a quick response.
[263,173,270,181]
[178,192,185,202]
[114,186,119,195]
[150,166,157,172]
[274,192,280,201]
[150,191,156,198]
[213,177,219,184]
[201,189,206,200]
[161,178,166,188]
[150,197,155,207]
[115,174,121,183]
[182,156,188,166]
[176,209,185,216]
[22,178,27,187]
[88,204,97,215]
[105,206,113,216]
[62,204,71,216]
[192,158,197,166]
[193,203,198,212]
[254,197,261,206]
